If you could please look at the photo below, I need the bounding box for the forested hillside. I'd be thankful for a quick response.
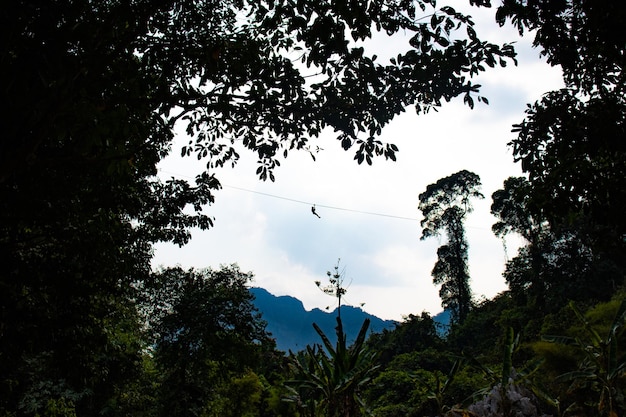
[2,1,625,416]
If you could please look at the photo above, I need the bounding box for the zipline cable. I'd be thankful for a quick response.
[159,168,418,221]
[158,168,495,231]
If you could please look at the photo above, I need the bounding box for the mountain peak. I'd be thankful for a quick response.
[250,287,396,352]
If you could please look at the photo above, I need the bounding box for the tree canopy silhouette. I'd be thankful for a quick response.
[0,1,515,414]
[490,0,626,311]
[418,170,483,324]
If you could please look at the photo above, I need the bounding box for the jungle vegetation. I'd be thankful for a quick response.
[1,0,625,416]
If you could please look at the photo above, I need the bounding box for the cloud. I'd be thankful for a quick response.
[152,8,563,321]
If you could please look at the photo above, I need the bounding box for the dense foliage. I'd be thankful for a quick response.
[146,266,272,416]
[1,0,625,416]
[494,0,626,313]
[418,170,484,323]
[1,0,515,415]
[366,0,626,415]
[286,318,379,417]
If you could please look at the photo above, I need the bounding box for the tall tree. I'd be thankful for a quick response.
[492,177,618,316]
[1,1,515,414]
[418,170,484,323]
[144,265,272,417]
[474,0,626,316]
[490,177,546,308]
[494,1,626,286]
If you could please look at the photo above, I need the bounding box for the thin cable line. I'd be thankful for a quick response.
[225,185,418,221]
[221,184,494,229]
[159,169,419,221]
[158,169,497,230]
[225,185,310,205]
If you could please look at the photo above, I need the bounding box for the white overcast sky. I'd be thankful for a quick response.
[152,5,564,321]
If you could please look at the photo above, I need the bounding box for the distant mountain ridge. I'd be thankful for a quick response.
[250,287,396,352]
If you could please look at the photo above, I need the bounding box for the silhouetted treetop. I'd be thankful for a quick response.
[2,0,516,183]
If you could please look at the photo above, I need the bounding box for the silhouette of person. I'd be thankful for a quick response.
[311,205,321,218]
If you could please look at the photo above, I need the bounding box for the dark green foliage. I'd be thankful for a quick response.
[364,312,481,416]
[510,91,626,277]
[419,170,484,323]
[0,206,147,416]
[447,294,514,360]
[370,1,626,413]
[286,317,379,417]
[410,359,468,416]
[493,176,622,319]
[367,312,445,367]
[145,265,272,417]
[490,0,626,313]
[419,170,484,240]
[365,339,483,416]
[366,367,432,417]
[208,371,264,417]
[1,1,516,415]
[464,328,546,415]
[495,0,626,93]
[2,0,626,415]
[540,298,626,417]
[491,177,542,244]
[1,0,515,184]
